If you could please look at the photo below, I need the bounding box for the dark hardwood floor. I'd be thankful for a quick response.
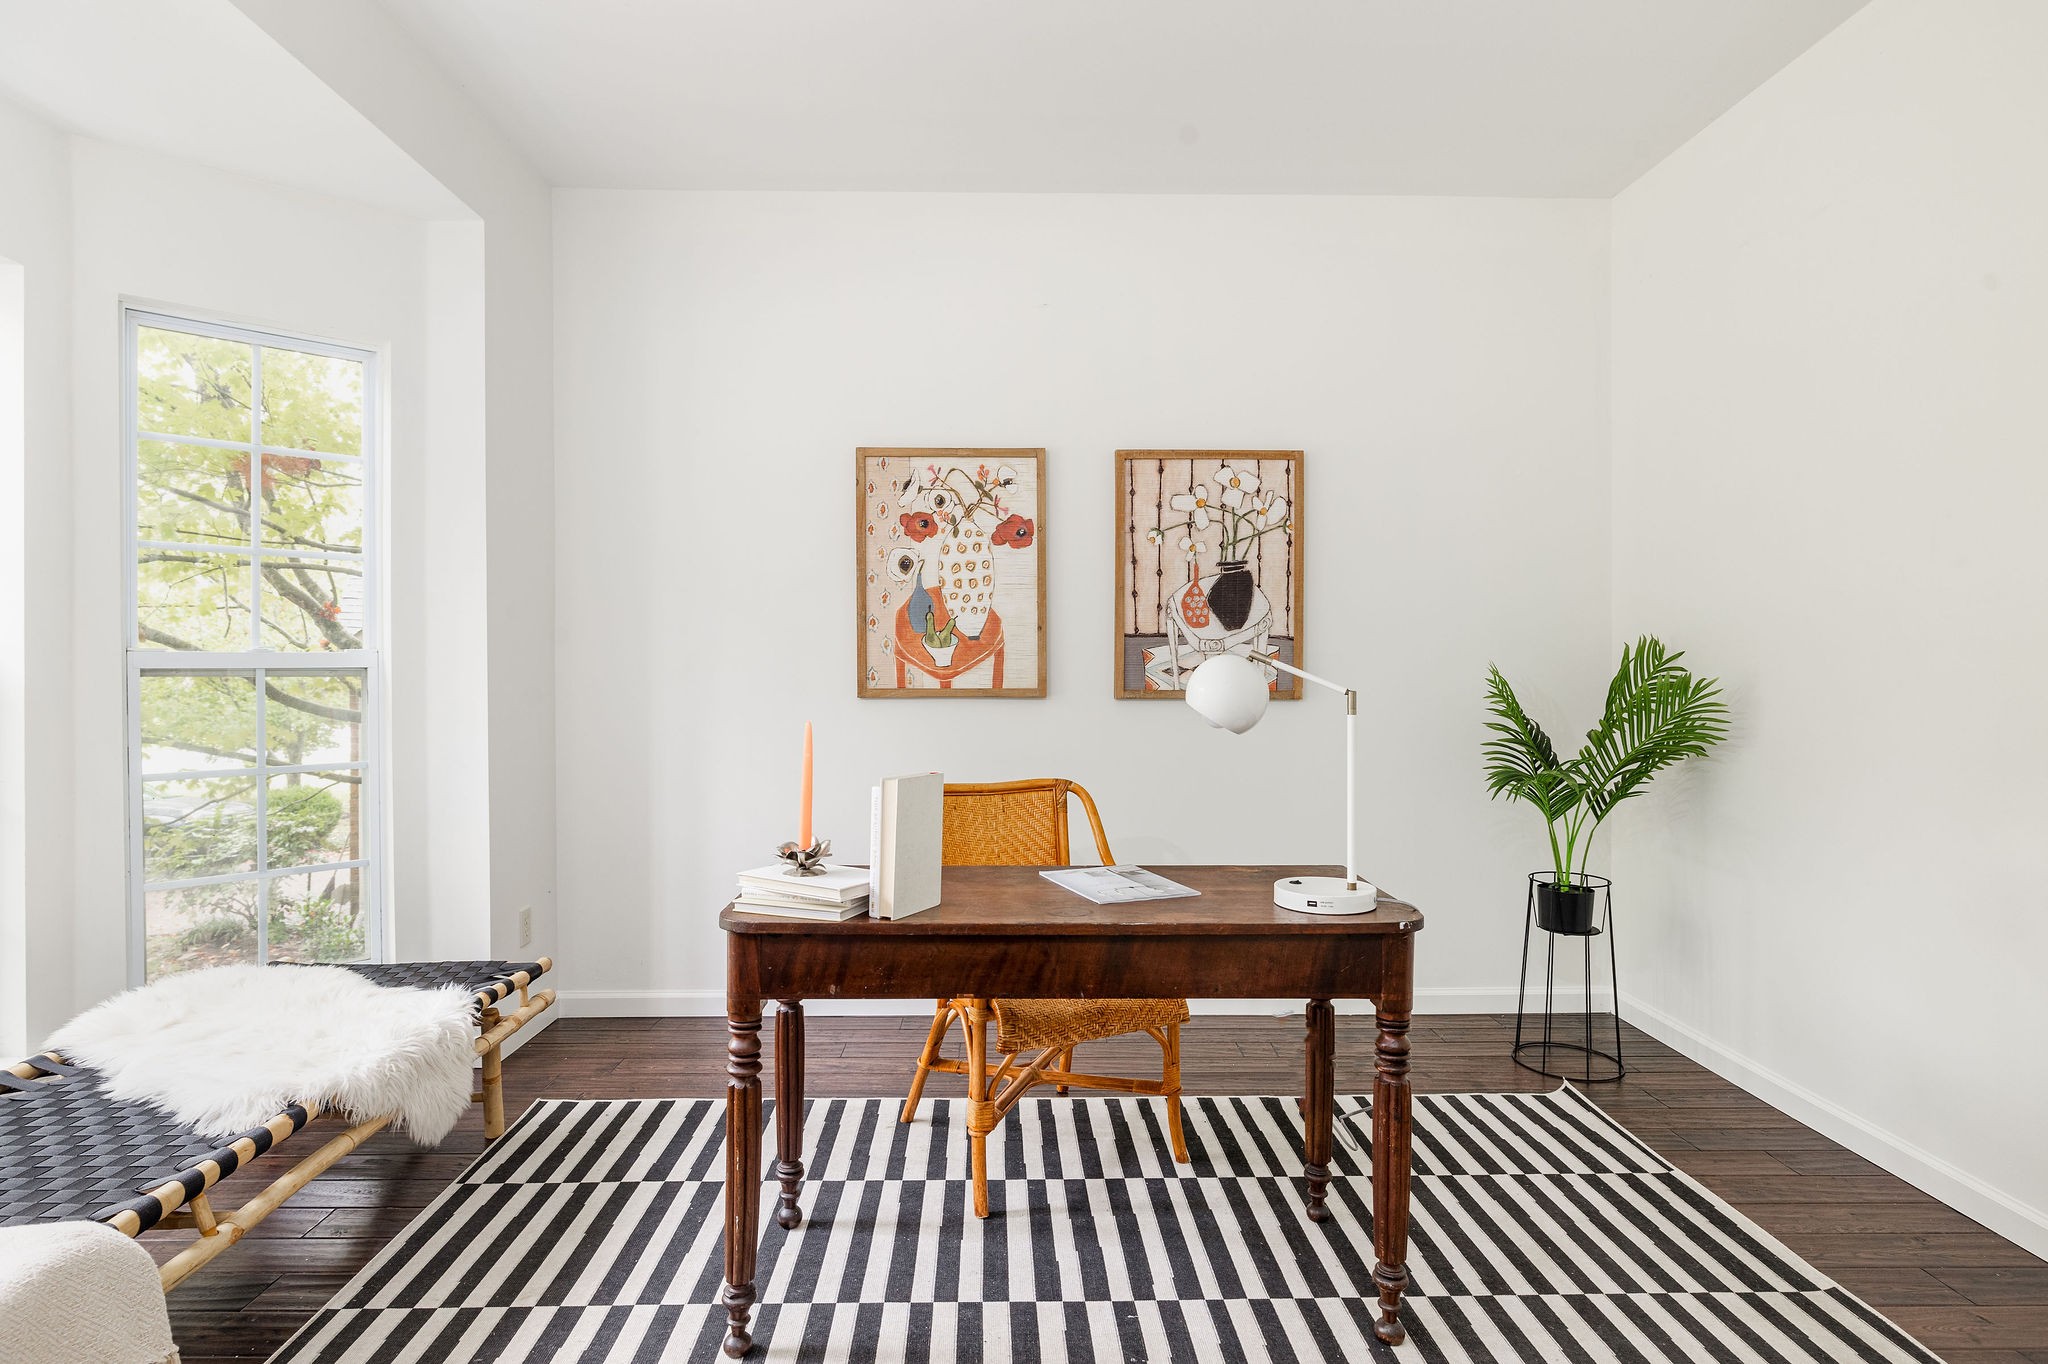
[147,1014,2048,1362]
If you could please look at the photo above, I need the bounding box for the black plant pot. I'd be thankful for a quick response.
[1534,876,1604,935]
[1206,559,1256,631]
[1515,871,1624,1082]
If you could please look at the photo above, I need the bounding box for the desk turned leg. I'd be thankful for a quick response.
[723,1002,763,1358]
[1372,1004,1413,1345]
[1303,998,1336,1223]
[774,1000,805,1230]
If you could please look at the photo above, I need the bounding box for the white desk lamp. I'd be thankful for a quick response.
[1184,652,1380,915]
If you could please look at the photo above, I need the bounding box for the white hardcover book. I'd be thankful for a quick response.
[733,893,869,921]
[734,863,874,902]
[868,785,883,907]
[734,881,867,907]
[874,772,944,920]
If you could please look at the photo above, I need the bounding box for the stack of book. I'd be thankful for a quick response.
[733,863,871,920]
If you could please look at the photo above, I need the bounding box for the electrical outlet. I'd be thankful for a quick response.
[518,906,533,948]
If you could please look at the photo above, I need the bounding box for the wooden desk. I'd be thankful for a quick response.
[717,864,1423,1358]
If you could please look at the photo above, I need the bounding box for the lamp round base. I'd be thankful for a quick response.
[1274,876,1380,915]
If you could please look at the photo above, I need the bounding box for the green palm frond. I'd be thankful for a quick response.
[1483,637,1727,885]
[1576,638,1729,820]
[1483,664,1581,822]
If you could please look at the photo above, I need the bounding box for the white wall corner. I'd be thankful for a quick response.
[1623,992,2048,1261]
[229,0,560,967]
[1606,0,2048,1267]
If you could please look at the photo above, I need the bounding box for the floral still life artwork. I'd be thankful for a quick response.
[857,448,1047,697]
[1115,451,1304,699]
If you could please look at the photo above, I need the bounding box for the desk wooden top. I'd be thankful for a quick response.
[720,865,1423,937]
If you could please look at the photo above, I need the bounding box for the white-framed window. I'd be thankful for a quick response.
[124,308,383,982]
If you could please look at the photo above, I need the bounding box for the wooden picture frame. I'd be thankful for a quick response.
[857,448,1047,698]
[1114,450,1305,700]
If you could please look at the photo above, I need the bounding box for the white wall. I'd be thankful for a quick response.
[414,219,494,962]
[64,139,445,1007]
[553,191,1612,1014]
[0,1,560,1038]
[232,0,560,967]
[0,256,22,1052]
[1612,0,2048,1256]
[0,102,545,1034]
[0,96,73,1053]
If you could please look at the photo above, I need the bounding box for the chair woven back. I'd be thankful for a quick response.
[911,781,1188,1207]
[942,779,1114,868]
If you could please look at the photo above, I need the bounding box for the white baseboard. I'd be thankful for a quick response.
[553,986,1610,1019]
[1620,992,2048,1262]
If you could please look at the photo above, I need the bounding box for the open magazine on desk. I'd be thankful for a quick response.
[1039,865,1201,904]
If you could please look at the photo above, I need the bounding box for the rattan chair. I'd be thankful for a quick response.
[900,778,1190,1216]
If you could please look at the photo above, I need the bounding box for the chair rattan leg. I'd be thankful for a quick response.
[1055,1046,1073,1095]
[965,999,994,1218]
[1162,1021,1189,1163]
[901,999,956,1123]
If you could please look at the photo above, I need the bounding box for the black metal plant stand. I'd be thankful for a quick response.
[1513,872,1625,1083]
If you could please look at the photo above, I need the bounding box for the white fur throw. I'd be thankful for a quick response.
[47,965,475,1145]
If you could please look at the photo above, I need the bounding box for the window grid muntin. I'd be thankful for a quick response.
[130,319,369,655]
[125,307,384,983]
[138,431,365,462]
[132,663,373,969]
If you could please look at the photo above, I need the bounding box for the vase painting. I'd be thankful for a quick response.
[1205,559,1257,631]
[1114,451,1305,699]
[934,529,995,640]
[858,448,1046,698]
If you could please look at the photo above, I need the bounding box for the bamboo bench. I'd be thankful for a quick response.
[0,957,554,1291]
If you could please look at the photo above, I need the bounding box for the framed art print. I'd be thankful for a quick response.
[1114,450,1304,699]
[857,448,1047,698]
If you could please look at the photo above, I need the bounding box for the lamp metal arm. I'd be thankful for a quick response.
[1254,655,1360,886]
[1258,655,1351,699]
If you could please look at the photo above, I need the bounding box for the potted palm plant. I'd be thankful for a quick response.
[1484,636,1728,933]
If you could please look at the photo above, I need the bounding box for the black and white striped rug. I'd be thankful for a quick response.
[269,1088,1940,1363]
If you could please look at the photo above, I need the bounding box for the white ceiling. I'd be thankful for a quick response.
[0,0,464,219]
[382,0,1866,196]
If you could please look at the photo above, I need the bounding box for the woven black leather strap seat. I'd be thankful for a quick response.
[335,959,549,1011]
[0,958,554,1238]
[0,1054,312,1233]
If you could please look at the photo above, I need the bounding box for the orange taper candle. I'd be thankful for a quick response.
[799,722,814,848]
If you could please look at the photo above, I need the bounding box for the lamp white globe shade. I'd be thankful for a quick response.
[1185,653,1271,734]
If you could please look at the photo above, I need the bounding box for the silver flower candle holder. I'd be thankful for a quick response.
[774,838,832,876]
